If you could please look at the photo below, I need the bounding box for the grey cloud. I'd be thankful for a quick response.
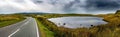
[0,0,120,14]
[61,0,120,13]
[63,0,85,12]
[86,0,120,10]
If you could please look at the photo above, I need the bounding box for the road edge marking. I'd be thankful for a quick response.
[34,18,40,37]
[8,28,20,37]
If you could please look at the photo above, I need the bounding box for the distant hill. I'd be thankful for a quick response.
[115,10,120,14]
[14,12,55,15]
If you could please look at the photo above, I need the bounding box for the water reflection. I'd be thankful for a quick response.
[48,16,107,28]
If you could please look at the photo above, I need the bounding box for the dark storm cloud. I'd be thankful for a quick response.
[32,0,43,4]
[86,0,120,10]
[63,0,83,12]
[0,0,120,14]
[49,0,58,5]
[62,0,120,13]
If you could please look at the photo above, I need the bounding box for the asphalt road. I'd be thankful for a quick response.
[0,17,39,37]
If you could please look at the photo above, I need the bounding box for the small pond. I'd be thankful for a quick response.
[48,16,107,28]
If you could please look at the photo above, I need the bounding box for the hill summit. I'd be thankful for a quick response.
[115,10,120,14]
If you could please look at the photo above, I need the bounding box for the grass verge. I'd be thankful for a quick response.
[36,19,54,37]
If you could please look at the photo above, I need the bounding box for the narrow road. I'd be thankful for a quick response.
[0,17,39,37]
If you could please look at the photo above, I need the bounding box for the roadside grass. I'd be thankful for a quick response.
[0,14,26,28]
[35,13,120,37]
[0,19,24,28]
[36,19,54,37]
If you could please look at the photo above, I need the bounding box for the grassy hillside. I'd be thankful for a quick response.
[35,11,120,37]
[38,14,97,18]
[115,10,120,14]
[0,14,25,28]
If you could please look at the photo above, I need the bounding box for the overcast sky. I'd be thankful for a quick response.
[0,0,120,14]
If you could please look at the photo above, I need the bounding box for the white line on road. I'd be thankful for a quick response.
[8,18,30,37]
[34,19,40,37]
[19,19,30,28]
[8,28,20,37]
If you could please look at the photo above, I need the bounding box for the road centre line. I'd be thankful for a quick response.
[8,28,20,37]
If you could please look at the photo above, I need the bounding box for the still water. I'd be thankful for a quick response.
[48,16,107,28]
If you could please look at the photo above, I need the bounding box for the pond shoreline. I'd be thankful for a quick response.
[48,16,107,28]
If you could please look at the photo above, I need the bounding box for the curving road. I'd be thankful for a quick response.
[0,17,39,37]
